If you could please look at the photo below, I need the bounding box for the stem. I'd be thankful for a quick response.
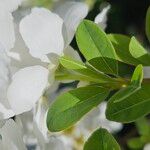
[55,72,129,90]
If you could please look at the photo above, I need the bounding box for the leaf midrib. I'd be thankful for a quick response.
[110,97,150,117]
[83,22,118,75]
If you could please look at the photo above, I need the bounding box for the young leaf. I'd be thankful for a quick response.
[129,37,150,66]
[108,34,140,65]
[131,64,143,86]
[146,6,150,42]
[59,56,86,70]
[84,128,121,150]
[59,56,119,83]
[76,20,118,75]
[113,64,143,103]
[106,84,150,123]
[47,85,109,132]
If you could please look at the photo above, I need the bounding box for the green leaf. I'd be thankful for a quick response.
[106,84,150,123]
[47,85,109,132]
[59,56,125,88]
[146,6,150,42]
[127,137,144,149]
[108,34,140,65]
[59,56,86,70]
[84,128,121,150]
[129,37,150,66]
[88,57,118,76]
[113,64,143,103]
[136,117,150,136]
[131,64,143,86]
[76,20,118,75]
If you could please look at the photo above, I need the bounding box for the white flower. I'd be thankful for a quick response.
[19,2,88,62]
[0,119,26,150]
[94,4,110,30]
[0,2,50,119]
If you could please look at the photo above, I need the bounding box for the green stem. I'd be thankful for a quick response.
[55,72,129,90]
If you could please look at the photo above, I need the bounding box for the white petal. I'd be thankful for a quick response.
[0,9,15,51]
[20,7,64,61]
[0,0,23,13]
[7,66,49,115]
[11,19,48,68]
[94,5,110,30]
[0,119,26,150]
[33,97,49,140]
[55,2,88,46]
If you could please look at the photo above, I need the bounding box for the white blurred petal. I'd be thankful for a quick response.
[0,45,14,119]
[0,103,14,119]
[0,9,15,51]
[20,7,64,61]
[44,137,68,150]
[15,111,38,147]
[144,143,150,150]
[79,102,122,135]
[144,67,150,78]
[7,66,49,115]
[98,102,123,133]
[55,2,88,46]
[94,5,110,30]
[0,119,26,150]
[0,0,24,12]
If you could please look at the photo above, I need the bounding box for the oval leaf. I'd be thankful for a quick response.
[108,34,140,65]
[84,128,121,150]
[129,37,150,66]
[47,85,110,132]
[106,84,150,123]
[76,20,118,75]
